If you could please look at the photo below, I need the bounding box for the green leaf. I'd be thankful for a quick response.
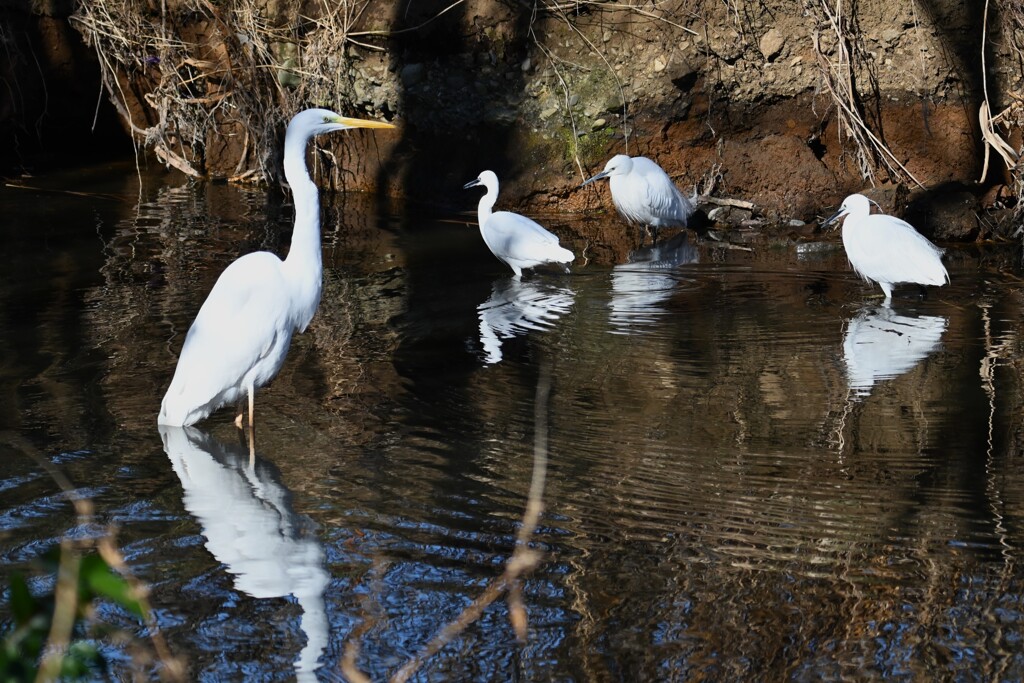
[60,641,101,679]
[78,555,145,619]
[7,573,36,626]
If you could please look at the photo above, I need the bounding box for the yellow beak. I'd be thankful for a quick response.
[336,116,396,130]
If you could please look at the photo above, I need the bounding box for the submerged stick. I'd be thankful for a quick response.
[389,364,553,683]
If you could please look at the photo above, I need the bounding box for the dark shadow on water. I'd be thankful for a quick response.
[370,2,554,531]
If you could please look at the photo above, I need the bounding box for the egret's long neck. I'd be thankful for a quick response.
[477,186,496,237]
[282,130,323,329]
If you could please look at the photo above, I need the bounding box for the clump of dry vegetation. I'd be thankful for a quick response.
[806,0,1024,215]
[988,0,1024,206]
[71,0,376,183]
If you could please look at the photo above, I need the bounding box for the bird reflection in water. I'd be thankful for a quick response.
[477,277,575,364]
[609,231,699,334]
[158,426,329,681]
[843,305,948,396]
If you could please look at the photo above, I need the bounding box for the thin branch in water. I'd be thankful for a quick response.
[339,557,391,683]
[389,364,553,682]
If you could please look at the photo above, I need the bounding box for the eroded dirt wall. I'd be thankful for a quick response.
[10,1,1024,236]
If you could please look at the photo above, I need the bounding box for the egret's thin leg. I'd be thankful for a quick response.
[247,386,256,467]
[234,403,244,429]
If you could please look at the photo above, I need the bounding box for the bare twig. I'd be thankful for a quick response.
[2,434,186,682]
[389,364,552,683]
[979,101,1020,183]
[811,2,923,188]
[507,363,551,640]
[541,0,631,157]
[978,0,1019,183]
[530,25,587,179]
[701,196,756,210]
[339,558,391,683]
[538,1,698,36]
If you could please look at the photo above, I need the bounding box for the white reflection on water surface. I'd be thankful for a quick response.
[609,232,698,334]
[843,305,947,396]
[159,425,329,682]
[477,276,575,364]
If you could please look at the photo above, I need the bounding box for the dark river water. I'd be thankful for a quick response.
[2,162,1024,681]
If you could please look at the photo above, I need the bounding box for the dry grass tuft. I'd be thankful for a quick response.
[987,0,1024,209]
[71,0,375,184]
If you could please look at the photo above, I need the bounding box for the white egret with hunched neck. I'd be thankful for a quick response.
[581,154,695,233]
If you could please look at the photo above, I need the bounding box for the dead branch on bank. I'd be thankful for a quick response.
[810,0,923,188]
[980,0,1022,190]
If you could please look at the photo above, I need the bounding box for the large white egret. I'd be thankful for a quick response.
[158,108,395,429]
[463,170,574,278]
[580,154,695,233]
[824,193,948,304]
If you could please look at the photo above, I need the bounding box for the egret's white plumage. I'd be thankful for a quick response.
[158,108,394,427]
[825,193,949,303]
[581,154,695,231]
[463,170,574,278]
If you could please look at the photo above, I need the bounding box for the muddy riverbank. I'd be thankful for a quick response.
[3,1,1023,240]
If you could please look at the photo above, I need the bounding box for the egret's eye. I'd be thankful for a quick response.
[322,116,332,123]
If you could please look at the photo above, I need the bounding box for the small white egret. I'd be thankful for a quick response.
[580,154,695,233]
[158,108,395,429]
[463,170,574,278]
[824,193,949,303]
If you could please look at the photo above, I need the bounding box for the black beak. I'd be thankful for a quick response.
[822,208,846,230]
[580,170,610,187]
[463,178,482,190]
